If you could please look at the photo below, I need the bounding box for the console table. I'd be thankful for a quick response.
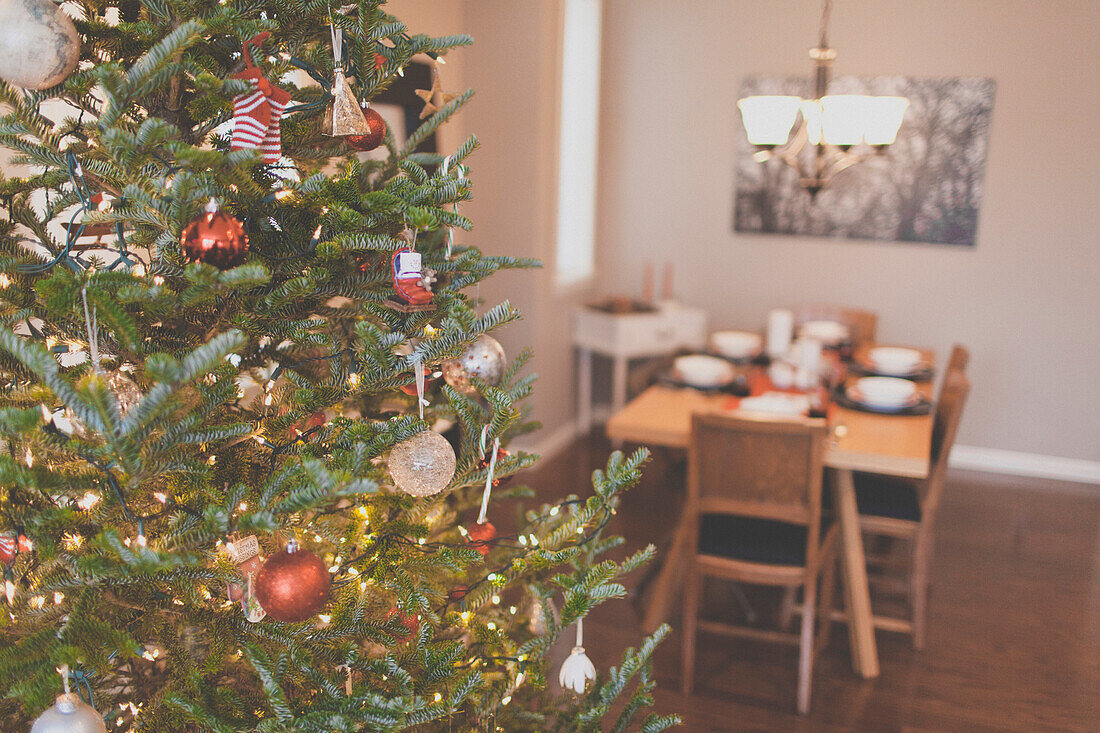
[573,302,707,433]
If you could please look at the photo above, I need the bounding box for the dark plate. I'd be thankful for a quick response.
[833,390,934,416]
[848,361,935,381]
[659,372,751,396]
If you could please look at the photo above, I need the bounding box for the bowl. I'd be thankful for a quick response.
[867,347,922,375]
[851,377,918,408]
[799,320,849,345]
[711,330,762,360]
[673,354,736,388]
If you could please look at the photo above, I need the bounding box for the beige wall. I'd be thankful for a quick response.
[393,0,591,444]
[597,0,1100,461]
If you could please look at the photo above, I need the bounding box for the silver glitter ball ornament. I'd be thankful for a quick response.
[389,431,456,497]
[63,368,143,439]
[31,693,107,733]
[441,335,507,396]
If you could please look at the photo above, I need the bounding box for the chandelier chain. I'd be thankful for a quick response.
[818,0,833,48]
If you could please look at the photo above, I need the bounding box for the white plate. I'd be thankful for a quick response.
[799,320,849,345]
[673,354,736,388]
[710,330,762,360]
[850,377,918,409]
[867,347,922,375]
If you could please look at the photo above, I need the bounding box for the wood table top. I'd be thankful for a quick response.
[605,347,936,479]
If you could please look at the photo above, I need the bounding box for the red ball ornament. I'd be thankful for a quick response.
[347,107,386,152]
[254,540,330,622]
[385,606,421,640]
[447,585,468,603]
[466,522,497,557]
[180,198,248,270]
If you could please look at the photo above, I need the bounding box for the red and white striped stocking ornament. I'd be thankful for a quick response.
[261,91,291,163]
[230,33,291,164]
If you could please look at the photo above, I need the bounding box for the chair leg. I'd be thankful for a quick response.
[796,578,817,715]
[778,586,798,630]
[816,553,837,654]
[911,532,932,650]
[681,564,701,695]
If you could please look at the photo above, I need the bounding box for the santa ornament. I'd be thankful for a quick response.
[390,248,436,306]
[229,33,292,164]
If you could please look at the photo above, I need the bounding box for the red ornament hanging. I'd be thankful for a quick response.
[385,606,421,641]
[447,585,468,603]
[0,532,32,563]
[466,522,497,557]
[181,199,249,270]
[254,539,330,622]
[347,106,386,151]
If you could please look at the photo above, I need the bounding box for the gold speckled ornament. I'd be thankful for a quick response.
[441,335,507,396]
[0,0,80,90]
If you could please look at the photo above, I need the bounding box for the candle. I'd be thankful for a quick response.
[766,308,794,359]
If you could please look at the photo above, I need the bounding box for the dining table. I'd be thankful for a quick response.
[606,345,936,679]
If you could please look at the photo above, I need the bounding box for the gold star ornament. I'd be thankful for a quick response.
[414,63,458,119]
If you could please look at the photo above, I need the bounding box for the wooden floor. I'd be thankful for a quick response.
[521,432,1100,732]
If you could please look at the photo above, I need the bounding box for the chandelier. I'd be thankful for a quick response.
[737,0,908,195]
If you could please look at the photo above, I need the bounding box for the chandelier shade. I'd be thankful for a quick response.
[737,96,802,146]
[820,95,869,146]
[735,0,909,192]
[862,95,909,145]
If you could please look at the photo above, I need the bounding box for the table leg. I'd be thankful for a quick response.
[833,467,880,678]
[642,514,691,634]
[577,348,593,435]
[611,355,628,415]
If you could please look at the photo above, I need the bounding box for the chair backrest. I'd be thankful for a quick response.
[689,413,828,529]
[945,344,970,379]
[794,304,878,347]
[921,373,970,521]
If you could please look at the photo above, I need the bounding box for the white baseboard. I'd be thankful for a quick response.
[511,418,582,460]
[949,445,1100,485]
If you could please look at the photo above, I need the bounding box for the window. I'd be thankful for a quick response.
[555,0,602,286]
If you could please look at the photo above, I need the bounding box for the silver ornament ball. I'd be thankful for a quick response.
[441,335,507,396]
[388,431,456,497]
[0,0,81,89]
[31,693,107,733]
[63,368,143,439]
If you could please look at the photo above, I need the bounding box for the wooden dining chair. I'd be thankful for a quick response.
[944,343,970,379]
[793,304,878,348]
[681,414,837,714]
[847,369,971,648]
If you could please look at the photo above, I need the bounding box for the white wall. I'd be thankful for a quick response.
[597,0,1100,462]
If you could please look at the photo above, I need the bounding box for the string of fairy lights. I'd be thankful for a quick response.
[0,27,615,732]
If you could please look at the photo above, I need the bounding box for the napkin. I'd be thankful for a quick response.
[736,391,810,417]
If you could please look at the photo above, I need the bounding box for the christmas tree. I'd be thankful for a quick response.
[0,1,678,730]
